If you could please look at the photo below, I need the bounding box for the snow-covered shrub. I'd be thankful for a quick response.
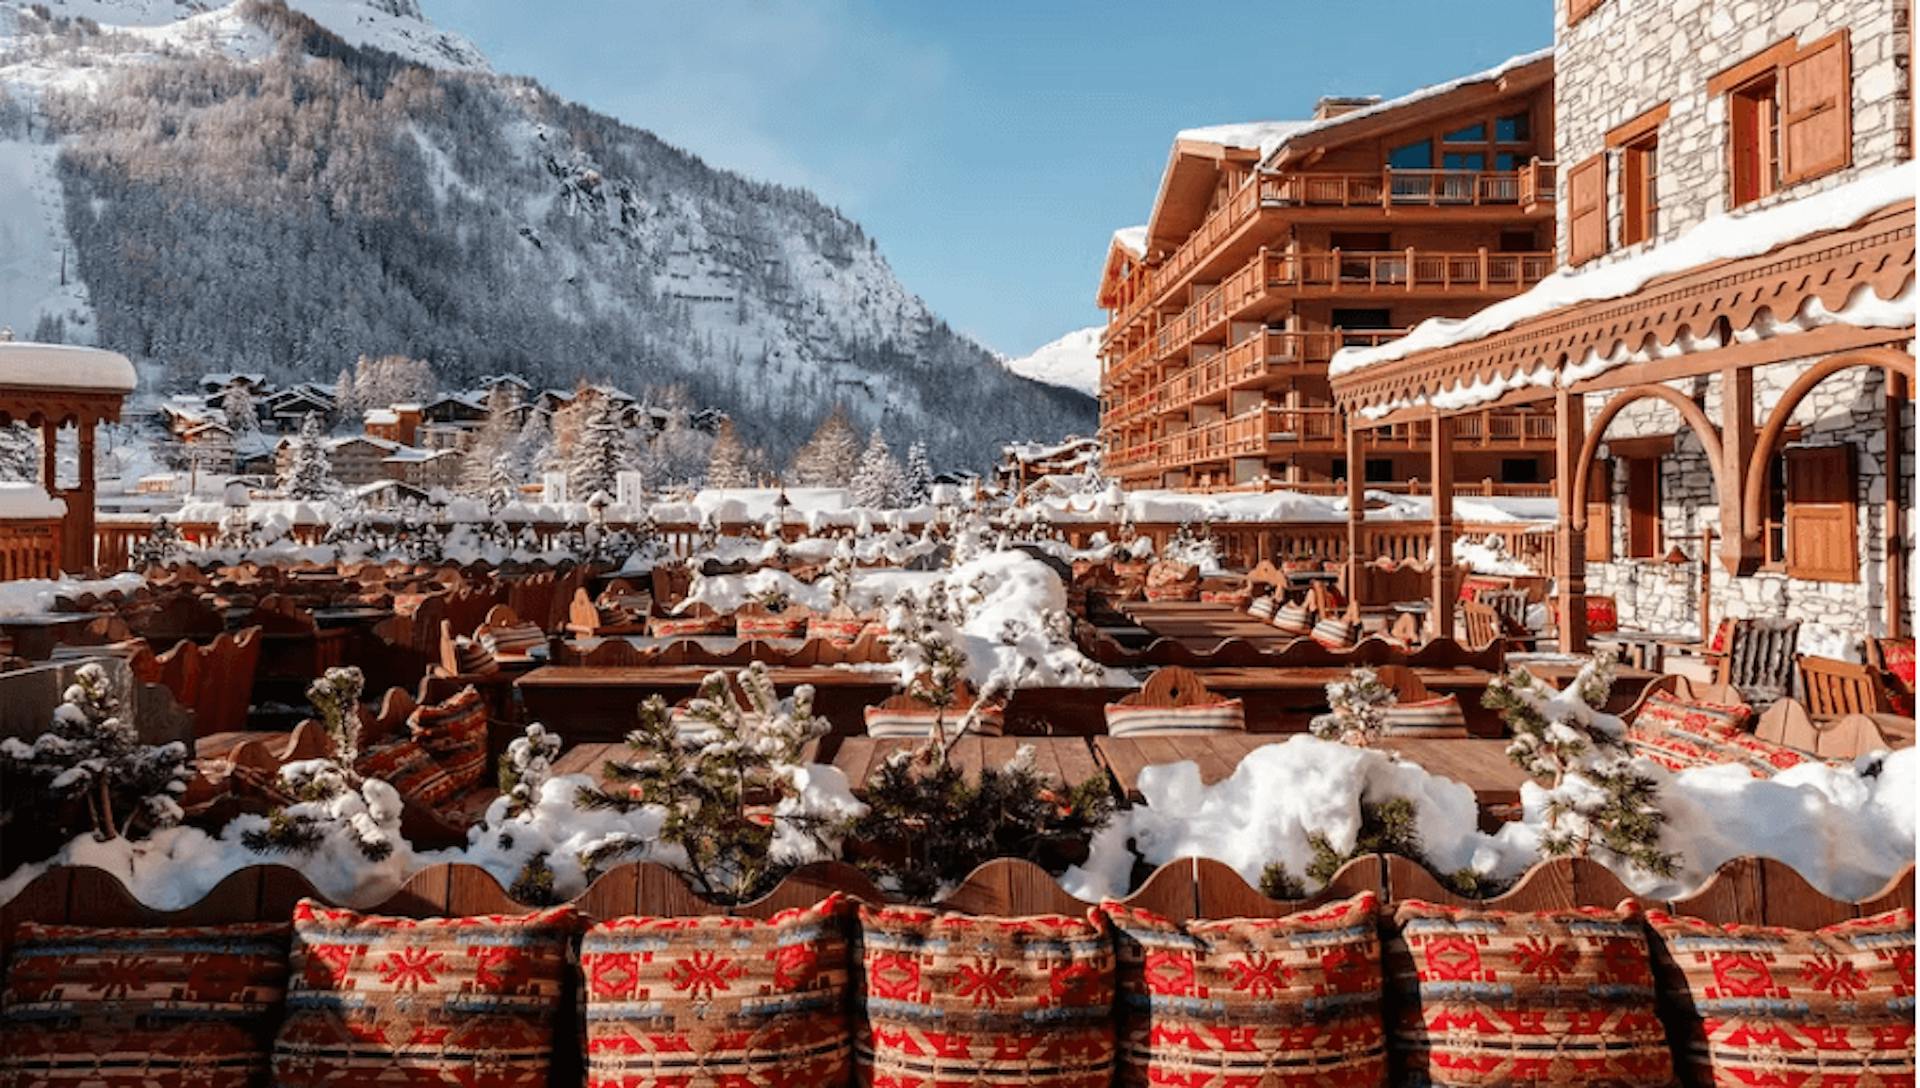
[1312,667,1397,747]
[0,663,191,842]
[574,662,861,902]
[498,722,562,820]
[240,667,401,863]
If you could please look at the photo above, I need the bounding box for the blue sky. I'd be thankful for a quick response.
[419,1,1551,357]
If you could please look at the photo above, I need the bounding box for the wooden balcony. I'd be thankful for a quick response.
[1262,249,1554,296]
[1151,402,1560,470]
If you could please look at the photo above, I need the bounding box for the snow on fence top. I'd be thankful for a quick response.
[0,482,64,520]
[1025,487,1557,526]
[1331,161,1918,379]
[0,342,137,393]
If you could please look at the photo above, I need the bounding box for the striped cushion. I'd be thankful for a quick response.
[1104,700,1246,738]
[1101,892,1385,1088]
[1271,602,1314,636]
[408,686,489,794]
[649,613,733,638]
[583,896,850,1088]
[855,905,1114,1088]
[2,922,289,1088]
[808,614,868,645]
[355,737,457,808]
[454,637,499,676]
[1388,900,1674,1086]
[864,704,1005,738]
[479,622,545,656]
[1311,616,1359,650]
[1645,907,1916,1088]
[1381,694,1469,738]
[737,610,809,640]
[1246,595,1278,621]
[274,902,577,1088]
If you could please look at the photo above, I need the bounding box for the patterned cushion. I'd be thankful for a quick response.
[1644,907,1916,1088]
[737,610,810,640]
[855,905,1114,1088]
[1246,596,1278,621]
[2,921,290,1088]
[274,901,577,1088]
[455,637,500,676]
[1625,691,1807,778]
[650,613,734,638]
[1708,618,1734,655]
[582,896,851,1088]
[1633,689,1753,737]
[1587,596,1619,635]
[1310,617,1358,651]
[409,685,490,794]
[355,736,458,807]
[1381,694,1469,738]
[1271,602,1315,637]
[479,622,545,656]
[1387,899,1674,1087]
[1100,891,1386,1088]
[1457,575,1507,603]
[865,703,1005,738]
[808,613,870,645]
[1144,581,1200,602]
[1199,587,1251,606]
[1877,637,1916,691]
[1104,700,1246,738]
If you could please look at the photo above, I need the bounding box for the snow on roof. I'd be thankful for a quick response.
[1003,436,1102,464]
[1111,226,1148,258]
[0,342,137,394]
[0,482,65,520]
[1332,161,1917,380]
[382,446,459,463]
[201,370,267,387]
[1260,47,1553,167]
[363,408,400,424]
[1175,120,1311,160]
[329,434,401,452]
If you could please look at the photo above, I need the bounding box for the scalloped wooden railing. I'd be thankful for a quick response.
[4,854,1909,962]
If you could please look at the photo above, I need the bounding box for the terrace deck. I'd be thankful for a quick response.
[822,736,1105,794]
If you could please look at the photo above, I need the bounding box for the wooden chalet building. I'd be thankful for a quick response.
[1096,53,1562,493]
[1330,0,1913,654]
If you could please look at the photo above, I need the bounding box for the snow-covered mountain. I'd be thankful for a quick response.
[0,0,1092,468]
[1001,326,1102,397]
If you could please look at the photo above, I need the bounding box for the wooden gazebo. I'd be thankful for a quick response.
[0,341,137,576]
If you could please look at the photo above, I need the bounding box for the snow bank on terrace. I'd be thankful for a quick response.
[0,342,137,392]
[0,482,64,519]
[682,567,944,616]
[902,551,1125,690]
[1061,737,1916,903]
[1333,161,1918,378]
[1112,226,1148,258]
[1176,120,1310,159]
[0,572,144,615]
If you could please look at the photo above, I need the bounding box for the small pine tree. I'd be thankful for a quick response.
[498,722,562,819]
[463,386,522,496]
[903,440,934,505]
[280,412,335,500]
[569,396,628,502]
[851,429,905,509]
[0,663,192,842]
[1311,667,1397,747]
[241,667,400,863]
[705,419,751,488]
[131,517,183,569]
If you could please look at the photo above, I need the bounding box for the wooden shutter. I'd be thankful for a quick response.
[1567,154,1608,266]
[1585,459,1613,563]
[1781,31,1852,184]
[1785,445,1858,582]
[1625,457,1661,559]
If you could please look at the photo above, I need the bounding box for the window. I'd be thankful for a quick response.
[1496,113,1531,142]
[1624,457,1661,559]
[1566,154,1608,265]
[1763,455,1787,564]
[1495,151,1523,171]
[1444,122,1487,143]
[1498,230,1537,253]
[1500,458,1541,484]
[1621,134,1659,245]
[1364,458,1396,483]
[1715,31,1853,206]
[1442,151,1486,170]
[1330,308,1394,330]
[1729,73,1781,206]
[1388,140,1433,169]
[1784,445,1858,581]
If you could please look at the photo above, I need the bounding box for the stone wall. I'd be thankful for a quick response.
[1553,0,1909,267]
[1584,357,1911,660]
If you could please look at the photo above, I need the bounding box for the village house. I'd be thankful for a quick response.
[363,404,423,446]
[1328,0,1912,660]
[1096,55,1562,493]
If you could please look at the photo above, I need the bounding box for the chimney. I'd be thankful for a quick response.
[1313,96,1382,121]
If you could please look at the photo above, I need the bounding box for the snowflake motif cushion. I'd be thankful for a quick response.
[807,612,871,645]
[854,904,1115,1088]
[1624,691,1808,778]
[1645,907,1916,1088]
[1386,899,1675,1087]
[273,900,578,1088]
[581,894,852,1088]
[1098,891,1386,1088]
[650,613,734,638]
[1,921,290,1088]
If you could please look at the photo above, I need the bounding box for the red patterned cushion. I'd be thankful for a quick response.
[1633,689,1753,737]
[808,613,869,645]
[355,736,458,807]
[1708,619,1733,655]
[2,921,289,1088]
[274,901,577,1088]
[1645,907,1916,1087]
[1144,581,1200,602]
[582,896,851,1088]
[1459,576,1506,603]
[1587,596,1619,635]
[1878,637,1915,691]
[1625,691,1808,778]
[409,685,489,794]
[855,905,1114,1088]
[1199,587,1252,606]
[1387,900,1674,1086]
[650,613,733,638]
[1099,891,1385,1088]
[1104,699,1246,738]
[1381,694,1469,738]
[737,610,810,640]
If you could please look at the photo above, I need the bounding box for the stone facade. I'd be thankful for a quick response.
[1585,358,1912,659]
[1553,0,1909,267]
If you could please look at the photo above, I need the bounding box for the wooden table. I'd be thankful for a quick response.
[823,736,1104,794]
[516,665,897,739]
[1596,630,1698,671]
[1092,733,1533,816]
[0,613,101,660]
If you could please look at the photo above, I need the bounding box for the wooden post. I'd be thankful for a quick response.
[1555,390,1589,652]
[1888,365,1907,637]
[40,420,56,494]
[1719,365,1760,575]
[1346,417,1364,603]
[72,420,96,573]
[1430,411,1455,642]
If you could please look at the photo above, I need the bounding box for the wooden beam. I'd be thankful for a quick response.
[1430,411,1455,641]
[1556,390,1590,653]
[1719,366,1761,575]
[1346,420,1363,604]
[1888,365,1908,638]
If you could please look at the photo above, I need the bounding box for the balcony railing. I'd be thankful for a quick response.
[1264,249,1554,293]
[1149,402,1561,469]
[1139,329,1411,415]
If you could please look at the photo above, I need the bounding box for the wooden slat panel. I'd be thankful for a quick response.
[375,864,452,918]
[1855,864,1916,917]
[1752,856,1863,930]
[733,862,885,920]
[939,858,1092,918]
[1667,856,1766,924]
[1115,859,1198,921]
[444,866,523,917]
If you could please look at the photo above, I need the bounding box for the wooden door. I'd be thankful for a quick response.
[1585,459,1613,563]
[1625,457,1661,559]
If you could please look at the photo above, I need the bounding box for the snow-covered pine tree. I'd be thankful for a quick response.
[222,382,259,436]
[241,666,402,862]
[705,419,751,488]
[498,721,562,819]
[462,386,521,496]
[513,409,554,477]
[281,412,336,500]
[0,663,192,841]
[332,366,358,419]
[0,423,39,483]
[851,429,905,509]
[788,405,860,487]
[903,440,934,505]
[1311,667,1397,747]
[568,396,628,502]
[131,517,184,569]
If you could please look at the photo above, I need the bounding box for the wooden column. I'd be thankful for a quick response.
[1888,364,1908,637]
[1555,389,1589,652]
[39,420,56,494]
[1430,411,1455,641]
[1345,417,1363,603]
[1718,365,1760,575]
[70,420,97,574]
